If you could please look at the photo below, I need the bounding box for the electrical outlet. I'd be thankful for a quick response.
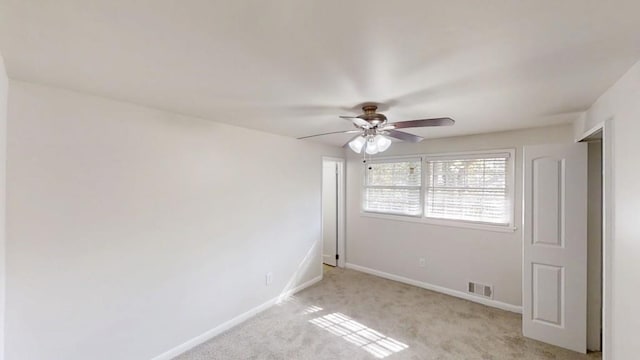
[418,258,426,268]
[265,272,273,286]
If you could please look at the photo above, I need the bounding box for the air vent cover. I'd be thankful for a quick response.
[468,281,493,299]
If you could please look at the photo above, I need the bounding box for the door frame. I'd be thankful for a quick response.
[576,119,613,359]
[321,156,346,268]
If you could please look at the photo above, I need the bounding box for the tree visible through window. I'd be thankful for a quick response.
[425,154,511,225]
[363,159,422,216]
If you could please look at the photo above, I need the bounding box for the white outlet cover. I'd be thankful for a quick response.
[418,258,426,267]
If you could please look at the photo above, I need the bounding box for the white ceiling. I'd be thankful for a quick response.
[1,1,639,145]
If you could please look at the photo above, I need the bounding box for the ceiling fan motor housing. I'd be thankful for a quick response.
[358,105,387,127]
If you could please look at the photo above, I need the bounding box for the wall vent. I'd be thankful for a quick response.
[468,281,493,299]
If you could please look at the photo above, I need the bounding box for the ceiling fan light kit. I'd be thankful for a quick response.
[347,135,367,153]
[298,104,455,155]
[349,134,392,154]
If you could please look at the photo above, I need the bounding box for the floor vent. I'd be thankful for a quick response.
[468,281,493,299]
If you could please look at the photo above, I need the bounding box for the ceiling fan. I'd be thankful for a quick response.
[297,104,455,154]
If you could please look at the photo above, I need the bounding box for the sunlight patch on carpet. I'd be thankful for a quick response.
[309,312,408,358]
[302,305,323,314]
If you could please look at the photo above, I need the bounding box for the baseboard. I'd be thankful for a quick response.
[278,275,323,299]
[151,275,323,360]
[345,263,522,314]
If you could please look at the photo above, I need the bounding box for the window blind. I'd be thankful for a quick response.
[425,154,510,224]
[363,159,422,216]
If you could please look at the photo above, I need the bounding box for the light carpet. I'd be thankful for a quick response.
[175,267,601,359]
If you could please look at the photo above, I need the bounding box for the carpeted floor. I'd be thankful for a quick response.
[176,267,601,360]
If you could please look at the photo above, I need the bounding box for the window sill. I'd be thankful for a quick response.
[360,211,517,233]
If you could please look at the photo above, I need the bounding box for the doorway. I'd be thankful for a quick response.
[521,124,609,356]
[577,120,612,358]
[581,129,604,352]
[321,157,345,269]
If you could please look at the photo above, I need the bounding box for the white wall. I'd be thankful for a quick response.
[345,125,575,308]
[574,60,640,360]
[5,81,342,360]
[0,53,8,360]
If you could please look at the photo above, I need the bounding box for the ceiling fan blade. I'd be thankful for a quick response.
[385,129,424,143]
[297,129,361,140]
[339,115,371,128]
[384,117,455,130]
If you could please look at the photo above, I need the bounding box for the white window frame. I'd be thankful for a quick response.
[361,156,424,218]
[360,149,516,232]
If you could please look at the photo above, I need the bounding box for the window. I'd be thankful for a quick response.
[361,150,514,230]
[425,152,512,225]
[363,158,422,216]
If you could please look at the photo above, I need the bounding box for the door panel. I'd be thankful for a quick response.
[532,263,563,326]
[532,158,563,247]
[523,143,587,353]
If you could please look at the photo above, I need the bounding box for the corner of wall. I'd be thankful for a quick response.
[0,52,9,360]
[572,113,587,141]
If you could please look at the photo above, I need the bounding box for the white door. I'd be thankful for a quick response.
[523,143,587,353]
[322,161,338,266]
